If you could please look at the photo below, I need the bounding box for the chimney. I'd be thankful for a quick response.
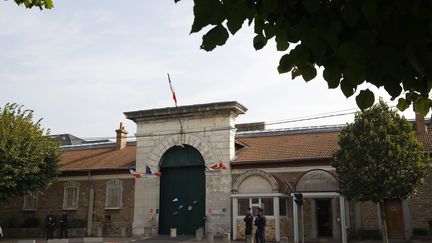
[415,111,427,133]
[115,122,128,150]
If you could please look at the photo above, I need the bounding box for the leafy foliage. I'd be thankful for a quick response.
[0,103,61,202]
[182,0,432,113]
[10,0,53,9]
[331,100,431,202]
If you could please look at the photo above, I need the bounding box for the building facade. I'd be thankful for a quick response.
[1,101,431,241]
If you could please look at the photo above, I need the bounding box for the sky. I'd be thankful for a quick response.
[0,1,422,140]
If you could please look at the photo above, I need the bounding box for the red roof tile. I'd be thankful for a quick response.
[59,145,136,171]
[233,131,340,164]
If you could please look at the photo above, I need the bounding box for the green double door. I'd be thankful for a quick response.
[159,145,205,235]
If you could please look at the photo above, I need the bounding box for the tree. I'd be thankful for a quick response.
[181,0,432,114]
[10,0,53,9]
[0,103,61,202]
[331,100,431,243]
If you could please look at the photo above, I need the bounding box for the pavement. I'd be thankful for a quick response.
[0,235,430,243]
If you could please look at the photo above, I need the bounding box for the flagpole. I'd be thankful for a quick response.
[167,73,184,141]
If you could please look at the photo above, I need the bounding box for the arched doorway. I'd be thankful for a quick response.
[159,145,205,235]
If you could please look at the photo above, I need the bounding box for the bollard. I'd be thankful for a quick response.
[223,233,231,243]
[280,237,288,243]
[196,227,204,241]
[246,235,253,243]
[207,232,214,243]
[170,228,177,238]
[144,226,151,237]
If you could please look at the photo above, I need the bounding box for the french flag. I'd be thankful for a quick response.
[167,73,177,106]
[146,165,161,177]
[128,167,143,179]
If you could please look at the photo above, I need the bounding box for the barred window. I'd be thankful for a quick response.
[106,179,123,209]
[23,194,38,210]
[63,181,80,210]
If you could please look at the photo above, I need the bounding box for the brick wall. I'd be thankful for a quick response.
[409,172,432,230]
[0,176,135,237]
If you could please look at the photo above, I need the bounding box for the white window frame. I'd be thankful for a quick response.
[105,179,123,209]
[22,193,38,211]
[63,181,80,210]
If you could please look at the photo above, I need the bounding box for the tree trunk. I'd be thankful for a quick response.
[378,201,389,243]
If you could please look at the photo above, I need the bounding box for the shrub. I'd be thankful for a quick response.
[21,216,40,228]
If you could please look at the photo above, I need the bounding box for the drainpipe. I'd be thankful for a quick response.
[87,171,95,236]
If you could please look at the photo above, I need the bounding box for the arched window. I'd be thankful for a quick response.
[106,179,123,209]
[63,181,80,210]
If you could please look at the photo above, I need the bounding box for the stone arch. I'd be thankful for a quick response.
[147,133,218,168]
[232,169,279,193]
[295,169,339,192]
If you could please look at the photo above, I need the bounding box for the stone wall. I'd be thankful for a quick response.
[235,218,276,241]
[129,102,246,236]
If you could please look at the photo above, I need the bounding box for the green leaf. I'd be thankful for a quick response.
[191,0,225,33]
[44,0,53,9]
[323,67,341,89]
[384,82,402,99]
[275,30,289,51]
[226,2,247,35]
[342,2,359,27]
[264,23,276,39]
[253,34,268,50]
[254,16,265,35]
[201,25,229,51]
[303,0,320,14]
[397,98,409,111]
[277,54,293,74]
[415,98,430,116]
[356,89,375,110]
[361,0,378,24]
[299,64,317,82]
[292,67,301,79]
[343,66,366,85]
[340,79,356,98]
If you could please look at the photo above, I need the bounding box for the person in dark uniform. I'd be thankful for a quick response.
[254,208,266,243]
[59,211,70,239]
[45,211,56,240]
[243,207,253,238]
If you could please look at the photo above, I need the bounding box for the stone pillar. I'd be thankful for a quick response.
[224,233,231,243]
[310,199,317,238]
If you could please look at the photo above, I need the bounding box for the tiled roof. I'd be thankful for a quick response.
[233,130,340,164]
[59,144,136,171]
[233,128,432,164]
[415,132,432,152]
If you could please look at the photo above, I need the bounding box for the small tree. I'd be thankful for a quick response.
[0,103,61,202]
[331,100,431,243]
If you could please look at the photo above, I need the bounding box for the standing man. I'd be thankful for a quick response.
[45,211,56,240]
[59,211,70,239]
[254,208,266,243]
[243,207,253,239]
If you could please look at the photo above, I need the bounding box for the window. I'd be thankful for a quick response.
[63,181,79,210]
[279,198,287,216]
[238,199,249,216]
[23,194,38,210]
[261,198,274,215]
[237,197,275,216]
[106,179,123,209]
